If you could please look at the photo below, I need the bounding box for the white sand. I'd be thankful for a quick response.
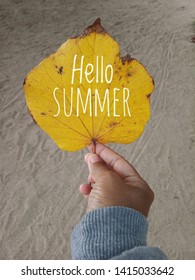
[0,0,195,259]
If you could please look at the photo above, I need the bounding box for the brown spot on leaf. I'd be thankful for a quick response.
[109,122,119,128]
[23,77,27,86]
[147,93,151,98]
[27,107,39,126]
[191,35,195,43]
[58,66,63,74]
[121,54,134,65]
[55,65,63,74]
[41,112,46,115]
[32,118,38,126]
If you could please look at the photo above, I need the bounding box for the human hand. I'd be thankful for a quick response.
[80,143,154,217]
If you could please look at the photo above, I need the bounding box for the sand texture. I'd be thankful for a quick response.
[0,0,195,259]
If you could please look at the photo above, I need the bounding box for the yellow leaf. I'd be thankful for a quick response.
[24,18,154,152]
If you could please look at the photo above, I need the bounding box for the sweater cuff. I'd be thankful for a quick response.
[71,206,148,260]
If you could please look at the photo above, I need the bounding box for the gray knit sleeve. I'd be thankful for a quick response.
[71,206,167,260]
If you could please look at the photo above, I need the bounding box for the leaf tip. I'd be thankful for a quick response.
[83,18,106,36]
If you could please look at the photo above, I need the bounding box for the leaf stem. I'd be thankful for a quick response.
[92,139,96,154]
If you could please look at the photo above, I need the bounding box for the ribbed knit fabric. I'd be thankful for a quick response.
[71,206,167,260]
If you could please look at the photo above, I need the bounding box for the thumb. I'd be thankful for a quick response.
[87,154,109,182]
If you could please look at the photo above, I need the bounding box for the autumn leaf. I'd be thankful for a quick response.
[23,18,154,152]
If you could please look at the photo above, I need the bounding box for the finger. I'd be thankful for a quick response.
[85,152,105,174]
[85,152,112,171]
[79,184,92,196]
[85,153,104,164]
[87,156,105,184]
[86,153,110,182]
[88,143,141,181]
[85,154,100,183]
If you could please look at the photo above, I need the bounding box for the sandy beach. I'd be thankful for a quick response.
[0,0,195,259]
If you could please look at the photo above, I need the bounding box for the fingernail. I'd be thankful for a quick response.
[88,154,101,164]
